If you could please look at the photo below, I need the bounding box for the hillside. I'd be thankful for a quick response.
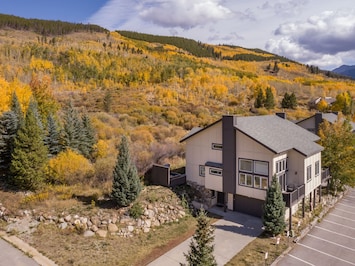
[0,15,355,178]
[332,65,355,79]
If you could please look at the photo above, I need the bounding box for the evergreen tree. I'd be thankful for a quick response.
[264,87,275,109]
[62,101,82,152]
[289,92,297,109]
[10,91,24,127]
[262,175,286,236]
[281,92,297,109]
[10,98,48,190]
[79,113,96,158]
[111,136,141,207]
[254,88,264,108]
[44,114,61,157]
[184,209,217,266]
[0,111,19,175]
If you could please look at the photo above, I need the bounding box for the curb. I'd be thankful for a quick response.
[0,231,57,266]
[271,190,346,266]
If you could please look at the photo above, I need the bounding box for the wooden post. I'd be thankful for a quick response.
[289,193,292,231]
[302,197,305,218]
[313,190,316,209]
[319,186,322,203]
[310,192,313,211]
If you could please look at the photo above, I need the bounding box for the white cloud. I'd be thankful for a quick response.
[266,9,355,69]
[138,0,232,29]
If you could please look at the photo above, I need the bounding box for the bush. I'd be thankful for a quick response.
[46,149,94,185]
[129,202,143,219]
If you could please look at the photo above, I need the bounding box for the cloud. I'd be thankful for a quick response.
[266,9,355,69]
[88,0,137,29]
[260,0,309,16]
[138,0,232,29]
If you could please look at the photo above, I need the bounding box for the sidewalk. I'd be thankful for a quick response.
[148,207,263,266]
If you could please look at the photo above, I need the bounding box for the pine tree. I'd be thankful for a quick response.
[111,136,141,207]
[184,209,217,266]
[62,101,81,152]
[262,175,286,236]
[44,113,61,157]
[289,92,297,109]
[254,88,264,108]
[10,91,24,127]
[79,113,96,158]
[264,87,275,109]
[10,98,48,191]
[281,92,291,109]
[0,111,19,175]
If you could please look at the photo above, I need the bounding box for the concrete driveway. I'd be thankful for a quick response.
[0,238,39,266]
[275,188,355,266]
[148,207,263,266]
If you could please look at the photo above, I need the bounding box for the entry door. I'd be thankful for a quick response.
[217,192,224,206]
[278,173,286,191]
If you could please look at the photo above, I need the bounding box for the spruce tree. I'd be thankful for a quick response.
[79,113,96,158]
[254,88,264,108]
[10,98,48,191]
[10,91,24,127]
[0,111,19,175]
[62,101,81,152]
[44,114,61,157]
[264,87,275,109]
[262,175,286,236]
[111,136,141,207]
[281,92,291,109]
[184,209,217,266]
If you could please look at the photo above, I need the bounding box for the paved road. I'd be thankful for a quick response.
[148,207,263,266]
[0,238,39,266]
[276,188,355,266]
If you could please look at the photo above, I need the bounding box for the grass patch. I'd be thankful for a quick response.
[20,216,197,266]
[226,232,292,266]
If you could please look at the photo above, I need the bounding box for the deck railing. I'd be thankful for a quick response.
[282,184,305,207]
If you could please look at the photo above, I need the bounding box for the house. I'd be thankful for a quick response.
[180,114,325,223]
[308,96,336,110]
[297,112,355,134]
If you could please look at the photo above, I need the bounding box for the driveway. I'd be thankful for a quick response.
[148,207,263,266]
[0,238,39,266]
[275,187,355,266]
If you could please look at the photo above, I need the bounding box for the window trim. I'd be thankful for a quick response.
[254,175,268,190]
[239,158,269,190]
[254,160,269,175]
[199,165,205,177]
[239,173,253,187]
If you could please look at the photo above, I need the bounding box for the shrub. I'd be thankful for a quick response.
[46,149,94,185]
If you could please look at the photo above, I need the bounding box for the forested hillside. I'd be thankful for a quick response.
[0,15,354,189]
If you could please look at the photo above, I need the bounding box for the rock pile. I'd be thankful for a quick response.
[0,201,186,238]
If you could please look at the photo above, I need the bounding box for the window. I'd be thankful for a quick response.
[239,159,253,172]
[239,158,269,190]
[254,161,268,175]
[209,168,222,176]
[307,165,312,182]
[254,176,268,189]
[211,143,222,150]
[199,165,205,177]
[276,158,287,173]
[315,161,320,176]
[239,173,252,187]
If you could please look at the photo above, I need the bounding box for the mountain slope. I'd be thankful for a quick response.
[332,65,355,79]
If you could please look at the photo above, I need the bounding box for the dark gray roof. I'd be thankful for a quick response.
[234,115,323,156]
[205,161,223,168]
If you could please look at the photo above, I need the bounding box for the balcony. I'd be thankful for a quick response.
[282,184,305,207]
[321,168,331,183]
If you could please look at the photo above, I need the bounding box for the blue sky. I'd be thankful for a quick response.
[1,0,355,70]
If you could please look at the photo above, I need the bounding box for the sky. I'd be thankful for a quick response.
[1,0,355,70]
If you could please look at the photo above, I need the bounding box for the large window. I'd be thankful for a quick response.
[307,165,312,182]
[239,158,269,190]
[239,159,253,172]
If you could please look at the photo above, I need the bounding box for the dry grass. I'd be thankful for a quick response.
[19,216,196,266]
[226,233,292,266]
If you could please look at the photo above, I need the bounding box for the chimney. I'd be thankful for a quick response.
[222,116,236,194]
[276,112,286,119]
